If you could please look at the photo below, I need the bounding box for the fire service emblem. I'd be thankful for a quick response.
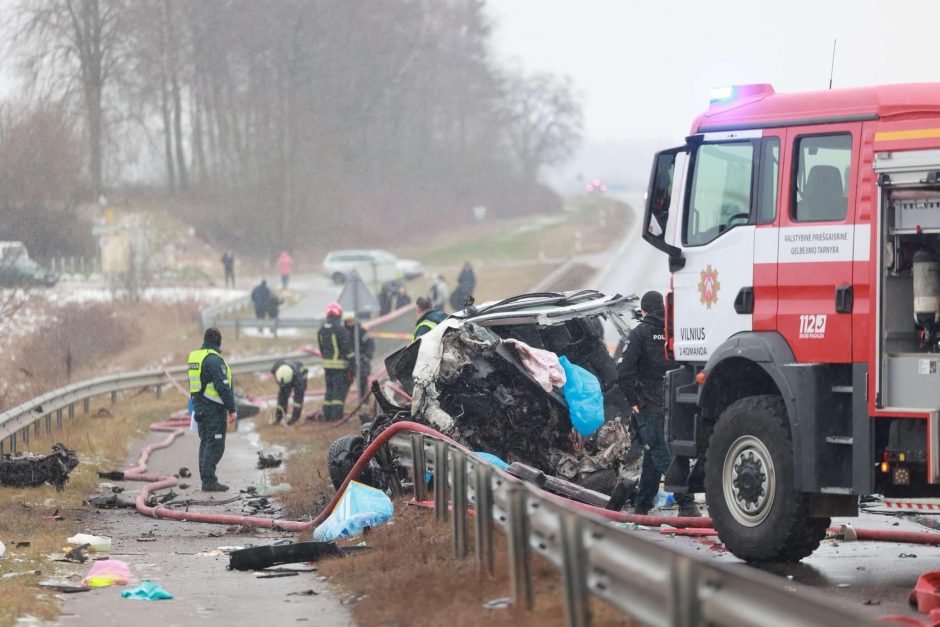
[698,264,720,309]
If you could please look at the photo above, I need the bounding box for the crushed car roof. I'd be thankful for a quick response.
[450,289,637,327]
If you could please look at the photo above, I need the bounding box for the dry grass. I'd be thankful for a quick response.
[319,504,638,627]
[0,394,179,626]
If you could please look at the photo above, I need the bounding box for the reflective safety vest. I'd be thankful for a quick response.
[188,348,232,405]
[413,319,439,340]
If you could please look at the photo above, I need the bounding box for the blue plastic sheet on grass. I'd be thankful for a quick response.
[121,580,174,600]
[558,355,604,436]
[313,481,394,542]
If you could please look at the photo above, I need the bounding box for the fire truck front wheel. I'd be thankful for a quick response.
[704,395,829,562]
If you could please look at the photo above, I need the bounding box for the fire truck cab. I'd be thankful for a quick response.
[643,83,940,561]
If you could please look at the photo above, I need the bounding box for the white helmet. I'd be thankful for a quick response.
[275,364,294,385]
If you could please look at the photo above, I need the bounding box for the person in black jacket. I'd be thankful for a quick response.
[343,312,375,400]
[618,291,700,517]
[271,359,308,426]
[188,328,237,492]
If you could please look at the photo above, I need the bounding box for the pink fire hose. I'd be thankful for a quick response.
[120,417,940,542]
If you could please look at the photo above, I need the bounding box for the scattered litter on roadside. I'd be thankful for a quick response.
[313,481,393,542]
[82,559,130,587]
[0,541,5,559]
[256,572,298,579]
[14,541,31,548]
[483,597,512,609]
[899,553,918,558]
[95,407,113,417]
[85,493,135,509]
[121,580,174,600]
[136,537,157,543]
[67,534,111,553]
[863,599,881,606]
[0,444,79,490]
[97,482,123,493]
[97,471,124,481]
[257,452,283,469]
[3,570,41,579]
[42,508,65,521]
[836,583,851,588]
[228,541,363,571]
[287,589,318,596]
[179,483,190,490]
[178,467,192,479]
[262,565,317,573]
[60,544,90,563]
[38,580,90,593]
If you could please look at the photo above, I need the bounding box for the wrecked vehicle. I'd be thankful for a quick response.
[327,290,643,503]
[0,443,79,490]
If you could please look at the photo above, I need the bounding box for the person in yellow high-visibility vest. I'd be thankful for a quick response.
[413,296,447,340]
[317,302,354,421]
[188,327,237,492]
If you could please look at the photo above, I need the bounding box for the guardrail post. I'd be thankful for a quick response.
[111,391,117,405]
[507,483,533,611]
[235,319,241,340]
[410,434,428,502]
[560,513,591,627]
[273,319,279,338]
[474,462,494,576]
[451,449,468,559]
[22,425,29,446]
[83,398,89,414]
[433,440,448,522]
[9,432,16,454]
[34,419,39,437]
[68,403,74,419]
[670,556,699,627]
[45,414,51,434]
[155,384,162,399]
[56,409,63,428]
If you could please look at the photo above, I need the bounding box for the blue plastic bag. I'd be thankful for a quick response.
[473,451,509,470]
[558,356,604,436]
[313,481,394,542]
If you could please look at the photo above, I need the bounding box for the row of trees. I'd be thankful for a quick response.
[6,0,583,252]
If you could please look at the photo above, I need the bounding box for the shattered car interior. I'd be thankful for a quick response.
[328,290,644,508]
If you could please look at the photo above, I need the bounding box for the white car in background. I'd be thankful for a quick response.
[322,249,423,285]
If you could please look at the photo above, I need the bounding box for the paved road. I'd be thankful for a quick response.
[54,416,353,626]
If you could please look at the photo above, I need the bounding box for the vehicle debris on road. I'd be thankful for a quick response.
[0,443,79,490]
[257,451,283,469]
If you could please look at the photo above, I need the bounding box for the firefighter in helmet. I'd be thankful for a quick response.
[318,302,354,421]
[271,359,308,426]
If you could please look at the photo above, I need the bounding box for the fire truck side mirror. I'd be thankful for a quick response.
[643,147,686,260]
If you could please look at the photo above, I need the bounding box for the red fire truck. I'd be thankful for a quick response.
[642,83,940,561]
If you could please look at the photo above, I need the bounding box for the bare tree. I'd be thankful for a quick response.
[503,71,584,185]
[15,0,130,197]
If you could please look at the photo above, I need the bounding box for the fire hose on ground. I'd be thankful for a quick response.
[115,416,940,544]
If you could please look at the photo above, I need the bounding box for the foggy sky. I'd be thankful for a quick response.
[491,0,940,188]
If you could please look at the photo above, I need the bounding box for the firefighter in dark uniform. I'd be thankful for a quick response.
[271,359,308,426]
[413,296,447,340]
[617,291,701,517]
[318,302,354,421]
[343,312,375,399]
[188,327,237,492]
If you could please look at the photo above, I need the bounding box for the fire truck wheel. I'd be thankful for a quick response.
[705,395,829,562]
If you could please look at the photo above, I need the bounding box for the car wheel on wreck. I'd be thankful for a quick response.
[327,434,379,490]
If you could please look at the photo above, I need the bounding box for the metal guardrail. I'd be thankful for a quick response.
[0,305,418,456]
[386,433,871,627]
[199,293,253,329]
[0,352,323,455]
